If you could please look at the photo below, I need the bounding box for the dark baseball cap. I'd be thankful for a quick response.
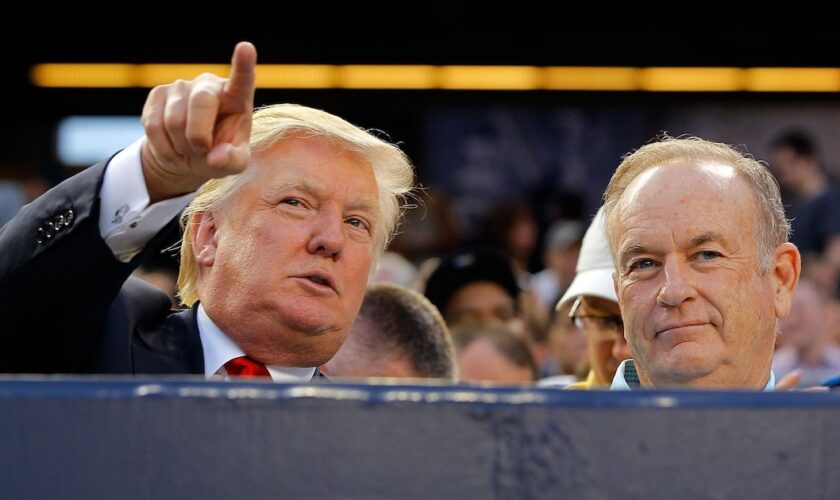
[423,246,520,314]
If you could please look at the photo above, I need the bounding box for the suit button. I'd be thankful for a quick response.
[64,209,75,226]
[36,226,45,244]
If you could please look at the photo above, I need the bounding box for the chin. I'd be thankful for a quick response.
[655,359,717,384]
[273,300,347,336]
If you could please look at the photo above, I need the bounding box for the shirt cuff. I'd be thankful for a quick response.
[99,138,195,262]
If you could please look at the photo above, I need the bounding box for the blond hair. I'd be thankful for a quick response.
[177,104,414,306]
[603,136,789,274]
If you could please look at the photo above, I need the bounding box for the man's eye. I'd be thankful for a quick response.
[697,250,720,261]
[630,258,655,271]
[345,217,369,230]
[281,198,301,207]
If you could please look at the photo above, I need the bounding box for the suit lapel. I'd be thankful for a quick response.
[132,306,205,375]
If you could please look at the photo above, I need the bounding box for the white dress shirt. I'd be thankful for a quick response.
[197,305,316,381]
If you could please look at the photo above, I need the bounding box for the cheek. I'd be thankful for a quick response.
[345,280,368,313]
[343,253,374,308]
[718,273,772,325]
[618,284,648,327]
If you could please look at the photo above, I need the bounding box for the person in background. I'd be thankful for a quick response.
[773,277,840,387]
[424,246,523,333]
[548,208,630,389]
[529,220,583,310]
[453,325,538,384]
[769,130,840,270]
[322,284,456,380]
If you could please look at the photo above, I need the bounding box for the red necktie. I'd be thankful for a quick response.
[224,356,271,378]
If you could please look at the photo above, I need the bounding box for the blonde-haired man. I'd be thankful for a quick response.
[603,136,800,390]
[0,43,414,380]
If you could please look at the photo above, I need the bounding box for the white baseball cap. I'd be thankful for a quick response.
[557,206,617,309]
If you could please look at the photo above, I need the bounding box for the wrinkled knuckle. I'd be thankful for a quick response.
[143,117,164,135]
[189,88,217,107]
[163,112,187,131]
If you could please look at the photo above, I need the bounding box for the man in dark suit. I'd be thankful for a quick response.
[0,42,415,380]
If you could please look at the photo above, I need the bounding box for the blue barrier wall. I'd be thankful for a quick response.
[2,377,840,499]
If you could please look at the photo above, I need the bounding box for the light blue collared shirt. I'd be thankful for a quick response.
[610,360,776,391]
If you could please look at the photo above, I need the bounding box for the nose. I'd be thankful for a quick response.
[612,333,632,362]
[656,258,697,308]
[306,210,345,258]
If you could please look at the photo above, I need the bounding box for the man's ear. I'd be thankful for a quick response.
[772,242,801,318]
[191,212,220,266]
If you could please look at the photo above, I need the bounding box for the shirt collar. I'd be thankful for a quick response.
[611,359,776,391]
[197,304,316,382]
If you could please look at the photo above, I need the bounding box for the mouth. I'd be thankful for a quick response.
[655,321,709,337]
[297,272,337,293]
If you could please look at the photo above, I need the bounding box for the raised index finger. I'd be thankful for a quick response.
[221,41,257,114]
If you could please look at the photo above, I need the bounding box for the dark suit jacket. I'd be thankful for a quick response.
[0,158,206,374]
[0,158,323,379]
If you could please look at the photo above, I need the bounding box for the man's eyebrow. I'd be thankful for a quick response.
[615,243,652,269]
[618,243,648,260]
[265,178,328,200]
[692,232,726,247]
[346,196,379,216]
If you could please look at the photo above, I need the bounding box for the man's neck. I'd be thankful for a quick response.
[196,304,316,381]
[638,365,773,390]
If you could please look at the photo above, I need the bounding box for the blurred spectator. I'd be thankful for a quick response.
[801,256,840,345]
[478,199,539,279]
[555,208,630,389]
[0,174,50,227]
[528,220,584,310]
[388,188,461,265]
[537,301,589,387]
[371,251,417,288]
[323,284,456,380]
[773,277,840,387]
[424,246,523,332]
[0,181,25,227]
[770,131,840,272]
[453,325,538,384]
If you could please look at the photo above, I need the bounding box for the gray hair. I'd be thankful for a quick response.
[603,135,790,274]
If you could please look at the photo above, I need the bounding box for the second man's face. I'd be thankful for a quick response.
[612,163,779,388]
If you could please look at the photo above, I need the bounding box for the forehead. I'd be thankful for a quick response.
[249,135,378,201]
[615,162,758,247]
